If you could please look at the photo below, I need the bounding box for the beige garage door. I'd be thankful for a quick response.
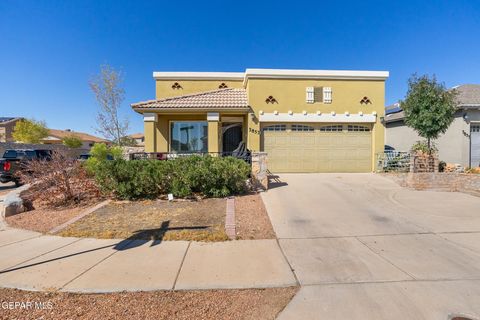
[262,123,372,173]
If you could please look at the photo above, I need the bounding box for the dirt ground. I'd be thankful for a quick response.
[6,202,93,233]
[235,193,276,240]
[0,287,298,320]
[58,198,229,241]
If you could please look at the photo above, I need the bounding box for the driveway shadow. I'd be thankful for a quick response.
[268,173,288,190]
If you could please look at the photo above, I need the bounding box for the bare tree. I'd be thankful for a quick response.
[19,150,99,207]
[89,64,129,145]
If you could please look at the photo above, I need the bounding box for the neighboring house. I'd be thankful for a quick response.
[128,133,145,146]
[385,84,480,167]
[0,117,23,142]
[42,129,110,149]
[132,68,389,173]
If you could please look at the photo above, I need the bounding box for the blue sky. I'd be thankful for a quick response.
[1,0,479,136]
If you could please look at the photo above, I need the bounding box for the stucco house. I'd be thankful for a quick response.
[42,129,110,149]
[385,84,480,168]
[132,68,389,173]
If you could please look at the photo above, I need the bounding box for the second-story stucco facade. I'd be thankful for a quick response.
[132,68,389,173]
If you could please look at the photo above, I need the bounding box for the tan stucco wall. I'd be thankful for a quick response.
[155,80,243,99]
[246,78,386,169]
[386,110,480,167]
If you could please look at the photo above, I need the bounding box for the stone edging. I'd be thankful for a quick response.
[1,184,30,219]
[48,199,112,234]
[225,197,236,239]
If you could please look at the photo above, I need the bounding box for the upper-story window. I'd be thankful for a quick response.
[306,87,332,103]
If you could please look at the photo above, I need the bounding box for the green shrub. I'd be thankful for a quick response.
[85,143,123,173]
[411,140,438,154]
[92,155,251,200]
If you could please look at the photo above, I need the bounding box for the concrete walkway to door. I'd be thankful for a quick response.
[262,173,480,320]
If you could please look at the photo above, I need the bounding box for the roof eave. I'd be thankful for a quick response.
[133,107,250,113]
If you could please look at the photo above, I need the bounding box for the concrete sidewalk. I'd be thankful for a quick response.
[0,226,297,292]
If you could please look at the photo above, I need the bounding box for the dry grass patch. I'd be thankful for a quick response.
[0,287,298,320]
[58,198,229,242]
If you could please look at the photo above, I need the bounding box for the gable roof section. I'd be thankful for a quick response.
[385,84,480,123]
[47,129,109,143]
[131,88,249,111]
[454,84,480,107]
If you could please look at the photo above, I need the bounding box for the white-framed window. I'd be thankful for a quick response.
[347,125,370,132]
[263,124,287,132]
[170,121,208,152]
[291,124,314,131]
[306,87,314,103]
[319,125,343,132]
[472,125,480,133]
[306,86,332,103]
[323,87,332,103]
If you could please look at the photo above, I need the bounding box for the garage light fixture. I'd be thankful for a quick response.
[303,110,307,115]
[331,111,336,116]
[316,111,321,115]
[288,110,293,115]
[345,111,350,116]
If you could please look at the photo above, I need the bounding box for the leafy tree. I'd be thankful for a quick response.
[401,74,457,153]
[62,135,83,148]
[84,143,123,173]
[12,119,49,143]
[89,64,129,145]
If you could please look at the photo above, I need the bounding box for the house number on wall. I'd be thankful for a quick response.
[249,128,261,135]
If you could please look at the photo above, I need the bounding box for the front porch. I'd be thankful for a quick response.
[143,112,250,154]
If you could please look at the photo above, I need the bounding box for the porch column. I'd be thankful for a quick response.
[143,113,158,152]
[207,112,220,154]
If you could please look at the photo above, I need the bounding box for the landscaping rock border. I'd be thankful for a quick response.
[48,199,112,234]
[1,184,30,218]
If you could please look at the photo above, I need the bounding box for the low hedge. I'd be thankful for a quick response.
[92,155,251,200]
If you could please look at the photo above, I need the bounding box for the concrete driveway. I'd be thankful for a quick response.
[262,173,480,320]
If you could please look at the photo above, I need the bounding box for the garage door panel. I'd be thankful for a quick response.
[263,124,372,173]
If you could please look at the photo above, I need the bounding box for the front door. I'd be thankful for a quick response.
[471,124,480,167]
[222,123,243,153]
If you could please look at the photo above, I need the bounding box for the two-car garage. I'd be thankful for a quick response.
[262,123,373,173]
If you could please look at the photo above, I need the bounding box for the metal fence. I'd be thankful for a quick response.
[376,152,411,172]
[129,151,252,163]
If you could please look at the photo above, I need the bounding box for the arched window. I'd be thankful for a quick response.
[291,124,314,131]
[347,125,370,132]
[263,124,286,132]
[319,125,343,132]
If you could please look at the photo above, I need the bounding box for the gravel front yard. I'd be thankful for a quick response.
[6,203,95,233]
[0,287,298,320]
[235,193,276,239]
